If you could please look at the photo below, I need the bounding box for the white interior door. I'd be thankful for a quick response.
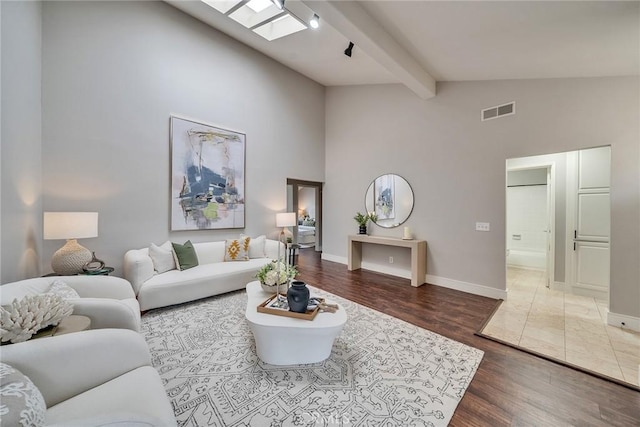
[571,146,611,300]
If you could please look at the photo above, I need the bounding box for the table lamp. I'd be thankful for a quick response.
[44,212,98,275]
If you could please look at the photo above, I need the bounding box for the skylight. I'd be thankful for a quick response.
[246,0,272,13]
[202,0,307,41]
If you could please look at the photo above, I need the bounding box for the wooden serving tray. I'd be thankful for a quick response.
[257,295,324,321]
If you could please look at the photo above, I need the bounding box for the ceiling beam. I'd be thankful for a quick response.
[302,0,436,99]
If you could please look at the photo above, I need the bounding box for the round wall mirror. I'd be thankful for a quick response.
[364,174,414,228]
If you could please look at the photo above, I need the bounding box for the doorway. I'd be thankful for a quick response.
[481,147,634,387]
[506,146,611,298]
[286,179,323,252]
[506,161,555,289]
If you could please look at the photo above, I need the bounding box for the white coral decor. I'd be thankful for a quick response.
[0,294,73,344]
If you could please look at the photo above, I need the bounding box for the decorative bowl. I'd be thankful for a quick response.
[260,282,280,294]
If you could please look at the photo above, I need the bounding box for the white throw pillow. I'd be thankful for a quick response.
[47,279,80,299]
[0,362,46,427]
[241,234,267,259]
[148,241,176,274]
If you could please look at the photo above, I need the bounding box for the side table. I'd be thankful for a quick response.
[287,244,300,266]
[42,267,114,277]
[32,315,91,339]
[80,267,114,276]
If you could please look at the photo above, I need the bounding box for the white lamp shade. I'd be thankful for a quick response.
[44,212,98,240]
[276,212,297,227]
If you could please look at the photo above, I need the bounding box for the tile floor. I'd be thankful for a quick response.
[481,267,640,387]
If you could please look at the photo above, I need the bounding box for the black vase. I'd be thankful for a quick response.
[287,281,310,313]
[358,225,367,235]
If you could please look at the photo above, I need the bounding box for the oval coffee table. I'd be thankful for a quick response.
[245,281,347,365]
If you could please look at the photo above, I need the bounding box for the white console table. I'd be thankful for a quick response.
[347,235,427,287]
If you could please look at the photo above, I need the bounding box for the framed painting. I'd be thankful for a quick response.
[170,116,245,230]
[374,174,395,220]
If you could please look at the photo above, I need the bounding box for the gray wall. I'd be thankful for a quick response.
[35,1,325,276]
[1,1,43,283]
[324,78,639,318]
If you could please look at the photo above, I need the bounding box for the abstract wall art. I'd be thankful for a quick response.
[170,116,245,230]
[374,174,395,220]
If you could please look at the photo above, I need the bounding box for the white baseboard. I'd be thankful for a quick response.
[607,311,640,332]
[551,281,567,292]
[426,274,507,300]
[321,253,346,264]
[321,253,505,300]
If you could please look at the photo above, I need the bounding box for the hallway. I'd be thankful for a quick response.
[481,267,639,387]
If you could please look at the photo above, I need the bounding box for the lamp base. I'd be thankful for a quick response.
[51,239,93,275]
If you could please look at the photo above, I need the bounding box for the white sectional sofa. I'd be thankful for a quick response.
[124,237,283,311]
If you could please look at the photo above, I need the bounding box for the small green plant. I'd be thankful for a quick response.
[354,211,377,226]
[353,212,369,226]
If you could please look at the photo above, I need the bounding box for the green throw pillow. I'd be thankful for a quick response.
[172,240,199,270]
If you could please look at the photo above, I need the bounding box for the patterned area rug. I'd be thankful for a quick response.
[141,287,484,426]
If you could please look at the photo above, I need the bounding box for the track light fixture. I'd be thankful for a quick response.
[272,0,285,10]
[310,13,320,29]
[344,41,354,57]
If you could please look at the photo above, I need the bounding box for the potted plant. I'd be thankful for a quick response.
[255,259,298,294]
[354,211,375,235]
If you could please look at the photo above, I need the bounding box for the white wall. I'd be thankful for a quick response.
[1,1,43,283]
[324,78,639,317]
[34,1,324,276]
[507,185,547,255]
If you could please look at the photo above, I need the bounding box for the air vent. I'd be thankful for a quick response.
[481,101,515,121]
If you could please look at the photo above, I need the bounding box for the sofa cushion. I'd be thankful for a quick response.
[0,362,46,427]
[1,279,52,307]
[148,242,176,274]
[171,241,199,271]
[45,366,175,426]
[224,237,250,261]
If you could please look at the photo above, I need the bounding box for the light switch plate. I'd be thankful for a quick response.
[476,222,490,232]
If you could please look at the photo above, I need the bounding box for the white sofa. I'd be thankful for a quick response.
[0,276,141,331]
[1,328,176,426]
[124,238,283,311]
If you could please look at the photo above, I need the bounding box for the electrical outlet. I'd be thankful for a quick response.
[389,256,394,264]
[476,222,491,232]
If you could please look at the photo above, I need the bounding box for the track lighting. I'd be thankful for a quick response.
[310,13,320,29]
[344,41,354,57]
[272,0,284,10]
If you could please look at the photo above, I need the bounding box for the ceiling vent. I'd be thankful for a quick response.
[481,101,515,121]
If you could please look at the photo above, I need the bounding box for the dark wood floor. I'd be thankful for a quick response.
[294,249,640,427]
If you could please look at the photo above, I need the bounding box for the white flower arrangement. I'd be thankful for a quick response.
[256,260,297,286]
[0,294,74,344]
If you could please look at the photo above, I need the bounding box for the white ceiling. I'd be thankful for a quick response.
[167,1,640,97]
